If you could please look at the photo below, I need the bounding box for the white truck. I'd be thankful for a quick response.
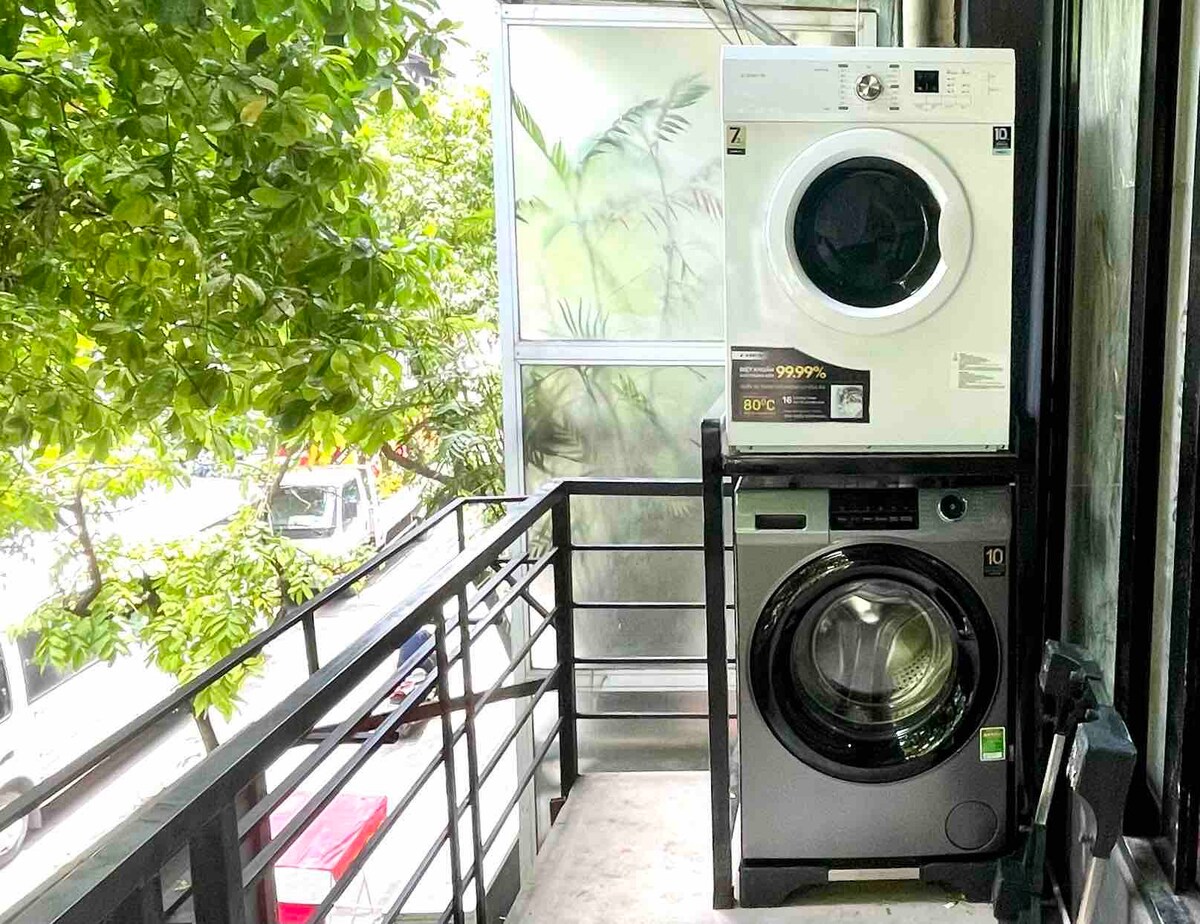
[267,465,423,558]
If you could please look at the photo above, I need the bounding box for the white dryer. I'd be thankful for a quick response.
[722,47,1015,453]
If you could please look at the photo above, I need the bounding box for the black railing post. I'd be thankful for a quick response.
[552,492,578,797]
[301,612,320,676]
[456,580,490,923]
[701,418,734,910]
[433,619,467,924]
[189,804,247,924]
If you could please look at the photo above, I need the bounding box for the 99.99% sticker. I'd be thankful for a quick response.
[775,364,826,379]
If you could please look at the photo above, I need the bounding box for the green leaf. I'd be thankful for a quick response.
[277,398,310,434]
[249,75,278,95]
[249,185,294,208]
[234,274,265,304]
[240,96,268,125]
[246,32,268,62]
[112,194,153,227]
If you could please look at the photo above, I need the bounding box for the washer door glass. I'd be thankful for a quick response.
[795,578,956,731]
[792,156,942,310]
[749,544,999,783]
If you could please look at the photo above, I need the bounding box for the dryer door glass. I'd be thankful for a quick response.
[794,578,957,730]
[792,156,942,309]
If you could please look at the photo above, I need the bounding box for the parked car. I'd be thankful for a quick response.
[0,628,169,867]
[268,465,422,559]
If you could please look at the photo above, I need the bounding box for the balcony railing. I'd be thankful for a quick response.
[3,477,714,924]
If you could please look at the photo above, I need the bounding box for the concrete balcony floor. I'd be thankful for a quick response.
[507,772,990,924]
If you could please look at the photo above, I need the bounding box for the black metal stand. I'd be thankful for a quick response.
[740,859,998,907]
[701,414,1035,910]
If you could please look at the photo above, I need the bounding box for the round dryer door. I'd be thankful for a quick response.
[766,128,972,335]
[749,543,999,783]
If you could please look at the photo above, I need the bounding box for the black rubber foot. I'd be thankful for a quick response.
[739,862,830,907]
[922,858,998,903]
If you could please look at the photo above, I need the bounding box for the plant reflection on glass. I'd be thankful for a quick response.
[512,74,722,341]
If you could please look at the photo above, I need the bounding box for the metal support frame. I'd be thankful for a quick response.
[552,496,579,797]
[701,418,733,910]
[1112,0,1186,835]
[1160,36,1200,887]
[700,415,1031,908]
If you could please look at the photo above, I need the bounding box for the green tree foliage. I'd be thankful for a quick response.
[0,0,499,744]
[371,83,502,506]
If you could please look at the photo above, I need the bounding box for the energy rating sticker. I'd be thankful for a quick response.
[980,726,1007,762]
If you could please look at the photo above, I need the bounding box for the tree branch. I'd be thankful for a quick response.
[71,482,103,616]
[381,443,450,485]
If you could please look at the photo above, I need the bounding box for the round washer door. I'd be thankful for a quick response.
[749,543,999,783]
[766,128,972,335]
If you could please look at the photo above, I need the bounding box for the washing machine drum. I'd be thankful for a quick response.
[749,544,999,783]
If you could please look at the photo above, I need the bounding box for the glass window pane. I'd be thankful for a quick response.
[17,633,80,701]
[509,25,726,341]
[0,656,10,722]
[1060,0,1142,691]
[522,364,721,481]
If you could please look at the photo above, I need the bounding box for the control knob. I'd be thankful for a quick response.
[855,73,884,101]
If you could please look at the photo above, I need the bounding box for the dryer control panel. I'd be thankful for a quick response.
[723,46,1015,123]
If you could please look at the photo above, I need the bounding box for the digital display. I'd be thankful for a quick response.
[914,69,940,93]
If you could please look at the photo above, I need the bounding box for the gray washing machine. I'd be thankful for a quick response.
[735,485,1012,903]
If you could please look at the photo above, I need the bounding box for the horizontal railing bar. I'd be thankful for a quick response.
[460,548,557,648]
[520,585,552,621]
[7,485,565,924]
[481,719,562,855]
[555,477,701,497]
[382,825,452,924]
[0,494,519,837]
[474,608,560,713]
[239,636,435,839]
[573,601,730,610]
[576,711,717,720]
[162,884,191,920]
[242,663,442,889]
[478,667,562,787]
[575,656,710,666]
[300,675,548,743]
[570,543,733,552]
[306,747,446,923]
[465,553,529,615]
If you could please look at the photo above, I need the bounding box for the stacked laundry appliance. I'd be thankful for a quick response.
[721,45,1018,906]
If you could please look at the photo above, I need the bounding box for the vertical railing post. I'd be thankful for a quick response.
[189,804,247,924]
[456,503,466,554]
[456,577,490,923]
[434,618,466,924]
[552,492,578,797]
[701,418,733,910]
[301,612,319,676]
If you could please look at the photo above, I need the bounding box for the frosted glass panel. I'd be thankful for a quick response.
[510,25,725,340]
[1060,0,1143,690]
[521,364,722,480]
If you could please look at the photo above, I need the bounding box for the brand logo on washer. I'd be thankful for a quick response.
[992,126,1013,155]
